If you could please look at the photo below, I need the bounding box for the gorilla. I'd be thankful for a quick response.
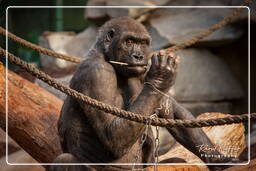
[49,17,226,171]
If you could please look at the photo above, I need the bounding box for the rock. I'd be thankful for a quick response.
[63,26,99,58]
[170,48,243,102]
[181,102,232,117]
[145,24,170,51]
[85,0,169,21]
[85,0,255,26]
[148,7,243,48]
[35,74,73,100]
[162,0,255,22]
[0,150,45,171]
[39,26,98,73]
[0,129,20,158]
[85,0,108,20]
[39,32,77,70]
[39,26,98,74]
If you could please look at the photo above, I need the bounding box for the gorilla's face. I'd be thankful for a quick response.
[101,17,151,78]
[112,32,151,77]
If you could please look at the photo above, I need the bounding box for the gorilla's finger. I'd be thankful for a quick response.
[167,54,176,68]
[161,56,168,68]
[159,50,165,56]
[151,54,159,68]
[158,50,165,66]
[172,56,180,70]
[168,52,175,57]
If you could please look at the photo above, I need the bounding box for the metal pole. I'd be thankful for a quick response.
[55,0,63,32]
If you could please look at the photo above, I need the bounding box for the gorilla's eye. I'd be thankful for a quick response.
[141,40,148,46]
[141,40,147,45]
[126,39,133,46]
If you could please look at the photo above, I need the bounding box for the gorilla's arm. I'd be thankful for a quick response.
[160,97,223,163]
[71,59,162,159]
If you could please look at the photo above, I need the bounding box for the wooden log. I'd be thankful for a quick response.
[0,63,62,163]
[158,112,246,171]
[0,128,21,158]
[146,165,200,171]
[223,158,256,171]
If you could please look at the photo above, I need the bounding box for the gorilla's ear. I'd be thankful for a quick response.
[104,29,115,53]
[106,29,115,42]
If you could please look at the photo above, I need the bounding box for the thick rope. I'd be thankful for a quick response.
[0,27,82,63]
[0,0,252,62]
[1,48,255,128]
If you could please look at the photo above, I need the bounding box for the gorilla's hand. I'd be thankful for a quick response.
[145,50,179,93]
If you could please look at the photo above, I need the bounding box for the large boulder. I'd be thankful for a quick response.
[35,74,73,100]
[85,0,169,21]
[39,26,98,74]
[170,48,243,102]
[39,32,77,70]
[146,24,170,51]
[64,26,98,58]
[162,0,255,22]
[148,7,243,49]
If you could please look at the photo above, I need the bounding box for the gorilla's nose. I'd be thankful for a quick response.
[131,53,144,61]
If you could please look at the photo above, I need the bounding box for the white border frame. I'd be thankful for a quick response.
[5,6,251,167]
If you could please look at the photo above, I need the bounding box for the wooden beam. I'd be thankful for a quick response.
[0,63,62,163]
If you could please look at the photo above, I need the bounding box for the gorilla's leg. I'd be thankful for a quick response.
[48,153,96,171]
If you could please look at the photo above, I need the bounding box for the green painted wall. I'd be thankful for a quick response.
[0,0,89,69]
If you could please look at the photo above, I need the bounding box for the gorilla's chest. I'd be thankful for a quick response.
[117,80,143,108]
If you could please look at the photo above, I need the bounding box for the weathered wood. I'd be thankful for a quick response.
[159,112,246,171]
[0,128,21,158]
[223,158,256,171]
[146,165,200,171]
[0,63,62,163]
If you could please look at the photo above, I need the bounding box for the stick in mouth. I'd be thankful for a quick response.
[109,61,129,66]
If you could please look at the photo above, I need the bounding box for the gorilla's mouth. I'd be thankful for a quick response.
[109,61,147,67]
[125,64,148,70]
[130,62,148,65]
[127,64,147,67]
[125,65,147,73]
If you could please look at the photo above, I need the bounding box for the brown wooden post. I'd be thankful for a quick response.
[0,63,62,163]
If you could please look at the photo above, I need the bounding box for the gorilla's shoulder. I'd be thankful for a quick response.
[70,54,116,87]
[79,57,115,75]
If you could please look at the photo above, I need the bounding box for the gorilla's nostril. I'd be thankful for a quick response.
[132,54,144,61]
